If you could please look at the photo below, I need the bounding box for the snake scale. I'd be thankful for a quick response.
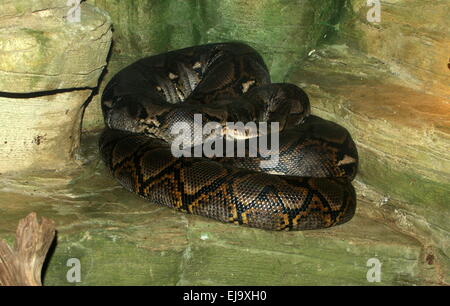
[99,42,358,231]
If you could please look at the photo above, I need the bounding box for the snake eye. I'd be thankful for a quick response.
[138,106,148,119]
[128,102,148,120]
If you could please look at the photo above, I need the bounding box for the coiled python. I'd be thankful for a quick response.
[99,42,358,231]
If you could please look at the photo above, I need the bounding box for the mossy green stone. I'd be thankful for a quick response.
[82,0,344,131]
[0,2,112,92]
[0,134,445,285]
[288,45,449,265]
[0,0,448,286]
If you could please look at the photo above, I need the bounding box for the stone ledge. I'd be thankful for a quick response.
[0,133,446,285]
[0,2,112,92]
[288,44,449,258]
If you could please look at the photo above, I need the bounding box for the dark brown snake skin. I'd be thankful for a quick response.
[99,42,358,230]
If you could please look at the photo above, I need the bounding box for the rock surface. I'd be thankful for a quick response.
[83,0,345,131]
[0,0,448,286]
[0,134,445,285]
[0,91,91,172]
[0,1,112,172]
[288,44,449,276]
[339,0,450,99]
[0,0,112,92]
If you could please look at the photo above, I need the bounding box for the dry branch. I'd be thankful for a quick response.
[0,212,56,286]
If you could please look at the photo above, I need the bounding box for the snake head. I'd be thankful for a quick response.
[101,94,152,134]
[245,83,311,128]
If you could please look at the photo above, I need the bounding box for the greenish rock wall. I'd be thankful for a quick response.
[332,0,449,258]
[88,0,344,79]
[77,0,448,284]
[285,0,450,279]
[83,0,345,131]
[0,0,448,286]
[0,0,112,172]
[0,0,112,92]
[287,45,449,260]
[338,0,450,99]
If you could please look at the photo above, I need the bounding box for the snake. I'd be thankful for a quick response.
[99,42,358,231]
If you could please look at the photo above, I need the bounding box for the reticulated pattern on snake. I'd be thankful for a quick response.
[99,42,358,231]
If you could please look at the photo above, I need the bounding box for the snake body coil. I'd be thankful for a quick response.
[99,42,358,230]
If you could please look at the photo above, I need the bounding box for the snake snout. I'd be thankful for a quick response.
[103,94,152,134]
